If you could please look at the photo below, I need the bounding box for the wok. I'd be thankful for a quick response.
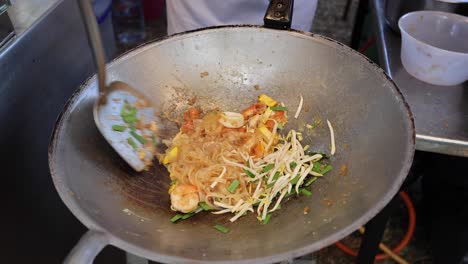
[48,3,414,263]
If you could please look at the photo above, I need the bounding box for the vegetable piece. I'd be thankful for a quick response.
[181,212,196,220]
[170,214,183,223]
[327,119,336,155]
[163,147,178,164]
[294,95,304,119]
[130,130,147,144]
[258,126,274,142]
[112,125,126,132]
[312,162,321,173]
[244,169,255,178]
[290,175,300,185]
[227,179,240,193]
[290,162,297,169]
[121,104,138,124]
[261,164,274,173]
[285,189,297,198]
[214,224,230,233]
[199,202,212,211]
[321,165,333,174]
[263,213,272,224]
[273,171,280,181]
[127,137,138,149]
[300,188,312,196]
[258,94,278,107]
[270,106,288,111]
[304,177,318,187]
[277,123,284,130]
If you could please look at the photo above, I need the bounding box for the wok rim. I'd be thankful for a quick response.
[48,25,415,263]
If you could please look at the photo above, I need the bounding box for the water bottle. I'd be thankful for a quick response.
[112,0,147,46]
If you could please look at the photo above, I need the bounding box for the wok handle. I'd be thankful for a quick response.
[64,230,109,264]
[263,0,294,29]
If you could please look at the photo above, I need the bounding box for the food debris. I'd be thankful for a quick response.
[324,199,333,207]
[303,206,310,215]
[254,84,260,90]
[107,115,120,121]
[339,164,348,176]
[200,71,209,78]
[188,96,197,105]
[138,149,145,160]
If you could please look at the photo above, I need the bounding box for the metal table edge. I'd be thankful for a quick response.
[371,0,468,158]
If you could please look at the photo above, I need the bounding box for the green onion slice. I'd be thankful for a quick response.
[214,224,229,233]
[227,179,240,193]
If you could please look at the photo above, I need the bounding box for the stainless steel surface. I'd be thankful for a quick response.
[78,0,157,172]
[0,0,125,262]
[49,26,414,263]
[0,9,14,48]
[383,0,466,32]
[374,0,468,157]
[7,0,59,36]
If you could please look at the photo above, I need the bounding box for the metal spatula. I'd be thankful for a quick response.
[77,0,157,171]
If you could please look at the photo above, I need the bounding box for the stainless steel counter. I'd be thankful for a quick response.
[7,0,60,36]
[372,0,468,157]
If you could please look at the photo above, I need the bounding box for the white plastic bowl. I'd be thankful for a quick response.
[398,11,468,86]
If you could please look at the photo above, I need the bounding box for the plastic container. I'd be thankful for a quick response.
[398,11,468,86]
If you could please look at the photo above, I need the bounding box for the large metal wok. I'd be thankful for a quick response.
[48,8,414,264]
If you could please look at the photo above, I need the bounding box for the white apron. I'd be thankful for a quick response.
[166,0,318,35]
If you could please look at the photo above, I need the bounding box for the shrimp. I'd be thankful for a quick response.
[170,184,199,213]
[241,103,265,119]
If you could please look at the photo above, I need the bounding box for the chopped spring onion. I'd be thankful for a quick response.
[261,164,274,173]
[300,188,312,196]
[227,179,240,193]
[244,169,255,178]
[170,179,177,185]
[294,95,304,119]
[130,130,147,144]
[263,213,272,224]
[321,164,333,174]
[273,171,280,181]
[214,224,230,233]
[199,202,213,211]
[290,175,300,185]
[290,162,297,169]
[326,119,336,155]
[304,177,318,187]
[170,214,183,223]
[277,123,284,130]
[112,125,126,132]
[285,189,297,198]
[121,104,138,124]
[312,162,321,173]
[181,212,195,220]
[270,106,288,111]
[127,137,138,149]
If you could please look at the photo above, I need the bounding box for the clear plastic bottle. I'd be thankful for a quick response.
[112,0,147,46]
